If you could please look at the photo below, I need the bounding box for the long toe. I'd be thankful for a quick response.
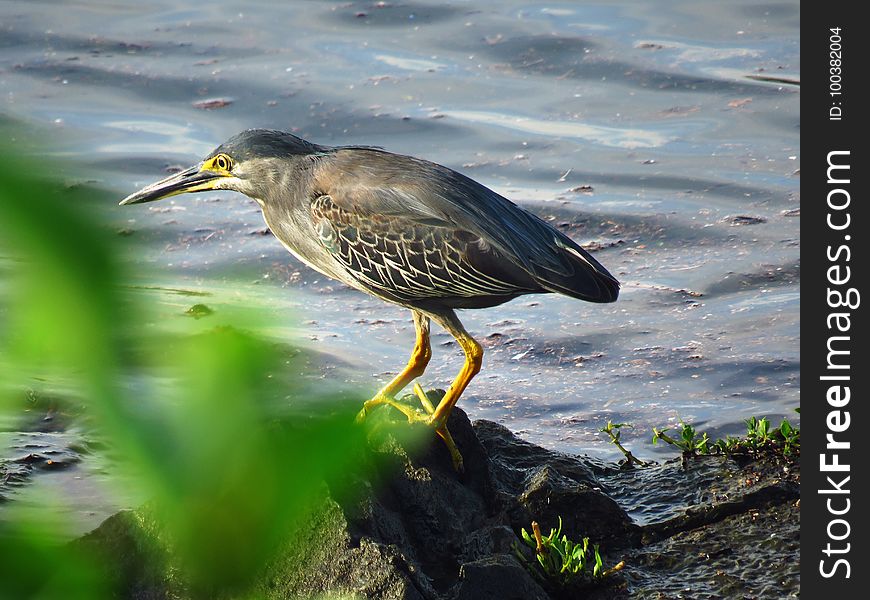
[435,425,465,473]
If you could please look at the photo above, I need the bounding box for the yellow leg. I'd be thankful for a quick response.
[357,309,480,473]
[427,311,483,431]
[413,310,482,472]
[356,311,431,421]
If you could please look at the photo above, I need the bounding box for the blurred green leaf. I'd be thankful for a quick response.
[0,124,379,598]
[0,507,109,600]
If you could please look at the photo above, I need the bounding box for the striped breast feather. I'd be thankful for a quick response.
[309,195,540,303]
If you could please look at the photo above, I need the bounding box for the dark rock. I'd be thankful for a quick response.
[71,406,799,599]
[475,420,598,488]
[459,525,518,561]
[70,509,176,599]
[341,406,497,595]
[474,420,641,549]
[515,466,640,550]
[452,554,549,600]
[263,519,429,600]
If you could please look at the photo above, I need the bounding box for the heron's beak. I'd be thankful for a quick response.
[119,164,226,205]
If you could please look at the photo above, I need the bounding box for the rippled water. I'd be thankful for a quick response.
[1,0,799,532]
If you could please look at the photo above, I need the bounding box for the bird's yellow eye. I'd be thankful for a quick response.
[212,153,233,172]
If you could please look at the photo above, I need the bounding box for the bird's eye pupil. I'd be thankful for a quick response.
[216,155,229,170]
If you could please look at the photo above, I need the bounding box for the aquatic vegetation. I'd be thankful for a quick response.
[713,416,800,458]
[652,416,800,459]
[514,517,624,591]
[600,421,649,468]
[651,421,711,456]
[0,129,384,598]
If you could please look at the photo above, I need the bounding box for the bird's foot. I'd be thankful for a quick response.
[355,391,428,424]
[356,384,464,472]
[411,384,464,473]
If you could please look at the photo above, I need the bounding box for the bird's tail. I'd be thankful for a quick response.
[533,238,620,303]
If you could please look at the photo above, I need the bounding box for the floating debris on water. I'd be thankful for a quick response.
[185,303,214,319]
[723,215,768,226]
[192,97,234,110]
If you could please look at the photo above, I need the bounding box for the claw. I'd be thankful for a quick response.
[414,385,464,471]
[434,425,464,472]
[358,386,465,472]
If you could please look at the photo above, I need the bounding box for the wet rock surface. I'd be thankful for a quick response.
[73,408,799,599]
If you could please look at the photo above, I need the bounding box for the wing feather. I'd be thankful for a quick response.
[315,149,619,303]
[310,195,538,304]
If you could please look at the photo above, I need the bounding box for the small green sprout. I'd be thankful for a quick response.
[514,517,624,590]
[778,418,800,456]
[600,421,649,467]
[652,421,710,456]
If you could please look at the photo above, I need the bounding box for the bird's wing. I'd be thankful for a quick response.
[309,194,540,304]
[315,149,619,303]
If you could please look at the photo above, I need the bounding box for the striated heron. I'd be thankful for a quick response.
[121,129,619,470]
